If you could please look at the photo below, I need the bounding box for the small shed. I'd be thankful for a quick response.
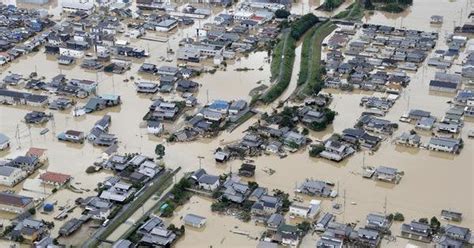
[183,214,207,228]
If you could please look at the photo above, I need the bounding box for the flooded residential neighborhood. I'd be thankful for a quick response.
[0,0,472,247]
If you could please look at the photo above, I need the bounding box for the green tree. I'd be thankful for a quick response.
[309,145,325,157]
[155,144,166,159]
[430,216,441,233]
[275,9,291,19]
[28,208,36,215]
[302,128,309,136]
[248,181,259,190]
[297,221,312,234]
[364,0,374,9]
[393,212,405,221]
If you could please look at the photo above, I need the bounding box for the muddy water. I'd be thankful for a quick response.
[169,195,263,247]
[0,0,473,247]
[364,0,471,33]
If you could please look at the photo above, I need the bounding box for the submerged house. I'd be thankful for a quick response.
[319,140,355,162]
[138,217,177,246]
[221,177,250,203]
[428,137,462,153]
[396,132,421,147]
[296,179,334,197]
[374,166,400,184]
[401,220,432,242]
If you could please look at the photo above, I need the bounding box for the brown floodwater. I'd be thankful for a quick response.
[1,0,473,247]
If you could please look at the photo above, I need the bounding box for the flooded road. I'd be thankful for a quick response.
[0,0,473,247]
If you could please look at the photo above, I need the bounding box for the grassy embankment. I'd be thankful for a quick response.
[260,14,319,104]
[296,21,337,98]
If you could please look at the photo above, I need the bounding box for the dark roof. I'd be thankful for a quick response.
[429,80,458,89]
[0,192,32,208]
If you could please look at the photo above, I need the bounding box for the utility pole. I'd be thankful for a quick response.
[384,196,387,216]
[15,124,21,150]
[28,126,32,147]
[197,156,204,169]
[343,189,346,223]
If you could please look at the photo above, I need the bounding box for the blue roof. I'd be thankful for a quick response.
[209,100,229,110]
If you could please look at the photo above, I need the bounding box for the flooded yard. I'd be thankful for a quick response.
[169,195,263,247]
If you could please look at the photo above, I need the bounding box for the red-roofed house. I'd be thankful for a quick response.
[26,147,47,163]
[39,171,71,186]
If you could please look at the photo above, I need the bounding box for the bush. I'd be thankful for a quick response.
[211,200,231,212]
[240,211,251,222]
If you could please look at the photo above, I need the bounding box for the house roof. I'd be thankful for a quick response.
[0,133,9,144]
[112,239,132,248]
[429,137,460,148]
[183,214,206,225]
[39,171,71,184]
[267,213,284,226]
[0,192,32,208]
[429,80,458,89]
[0,166,19,177]
[375,166,398,175]
[26,147,46,157]
[198,174,219,185]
